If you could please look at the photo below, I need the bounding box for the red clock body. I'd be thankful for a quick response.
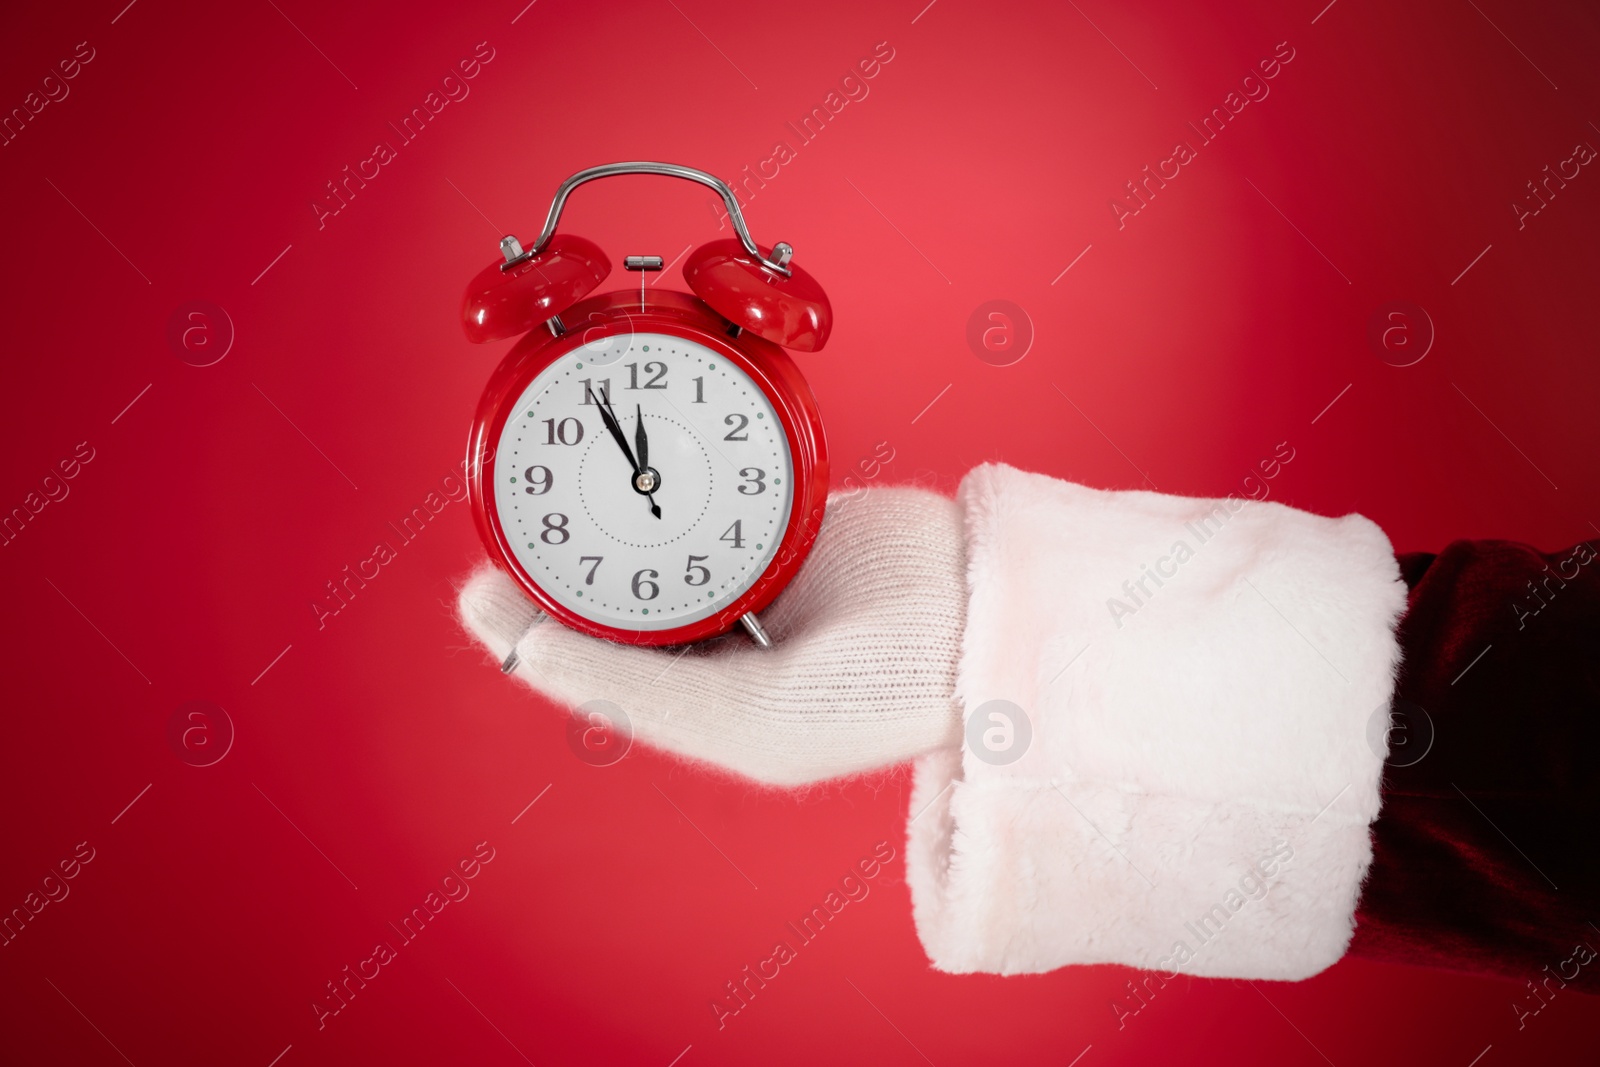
[467,288,829,646]
[460,162,833,647]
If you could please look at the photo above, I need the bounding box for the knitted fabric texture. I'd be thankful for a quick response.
[458,486,966,786]
[906,463,1410,979]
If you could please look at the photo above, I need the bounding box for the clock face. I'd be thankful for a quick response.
[493,331,795,632]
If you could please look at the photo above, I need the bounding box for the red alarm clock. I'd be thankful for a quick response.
[461,162,831,649]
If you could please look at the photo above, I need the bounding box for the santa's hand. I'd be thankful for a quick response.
[457,487,965,786]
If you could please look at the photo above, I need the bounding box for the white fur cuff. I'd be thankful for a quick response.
[906,464,1408,979]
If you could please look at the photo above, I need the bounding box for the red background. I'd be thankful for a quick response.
[2,0,1597,1064]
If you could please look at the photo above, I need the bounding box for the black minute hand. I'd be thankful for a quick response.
[589,386,661,519]
[590,386,639,469]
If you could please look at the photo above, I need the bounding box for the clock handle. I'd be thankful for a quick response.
[506,161,794,278]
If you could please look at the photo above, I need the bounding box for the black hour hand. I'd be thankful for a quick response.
[634,404,649,472]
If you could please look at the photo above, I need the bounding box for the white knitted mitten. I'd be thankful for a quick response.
[457,487,965,786]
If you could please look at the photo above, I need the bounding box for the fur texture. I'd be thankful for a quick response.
[906,464,1409,979]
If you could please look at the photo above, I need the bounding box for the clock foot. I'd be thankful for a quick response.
[501,614,546,673]
[739,612,772,649]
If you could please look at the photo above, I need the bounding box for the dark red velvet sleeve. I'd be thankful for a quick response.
[1349,538,1600,991]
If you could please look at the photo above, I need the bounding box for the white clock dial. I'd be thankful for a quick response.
[495,332,795,631]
